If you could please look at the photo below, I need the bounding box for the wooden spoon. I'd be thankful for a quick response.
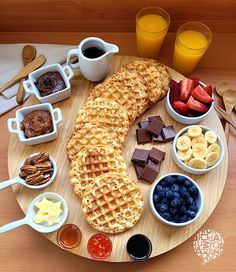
[222,89,236,142]
[16,45,36,104]
[215,81,231,97]
[0,55,46,94]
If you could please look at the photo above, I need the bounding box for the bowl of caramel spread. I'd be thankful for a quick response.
[21,110,53,138]
[7,103,62,145]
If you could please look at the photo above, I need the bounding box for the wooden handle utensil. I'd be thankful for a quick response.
[0,55,46,94]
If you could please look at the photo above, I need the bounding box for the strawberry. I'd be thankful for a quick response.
[180,78,195,101]
[190,78,200,87]
[173,101,189,115]
[203,85,213,97]
[169,79,180,105]
[191,85,214,104]
[187,96,209,113]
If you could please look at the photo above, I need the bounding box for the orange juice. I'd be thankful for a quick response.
[173,30,209,75]
[136,12,169,58]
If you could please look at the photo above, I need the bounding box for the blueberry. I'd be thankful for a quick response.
[158,204,168,213]
[169,206,178,215]
[179,215,188,223]
[157,190,165,198]
[173,214,180,223]
[189,204,198,212]
[186,210,196,218]
[179,205,187,215]
[188,185,199,197]
[161,212,171,221]
[184,179,192,187]
[155,185,163,193]
[164,176,175,186]
[179,186,188,197]
[153,193,160,203]
[154,203,162,211]
[171,198,181,207]
[173,191,180,199]
[171,184,179,192]
[187,197,194,206]
[178,196,185,205]
[161,198,169,205]
[166,190,174,200]
[176,175,186,184]
[162,186,169,193]
[159,179,167,187]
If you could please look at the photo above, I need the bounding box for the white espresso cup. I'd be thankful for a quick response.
[66,37,119,82]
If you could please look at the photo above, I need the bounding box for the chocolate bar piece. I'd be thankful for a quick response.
[133,163,145,179]
[147,118,164,136]
[152,133,164,142]
[136,128,152,144]
[149,147,165,163]
[131,148,149,165]
[138,120,150,129]
[148,115,165,126]
[140,160,160,183]
[147,160,161,172]
[162,126,176,142]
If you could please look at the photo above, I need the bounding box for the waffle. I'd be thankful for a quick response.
[74,97,129,144]
[123,59,170,104]
[147,59,171,100]
[66,122,122,161]
[82,173,144,234]
[88,82,138,123]
[104,68,149,116]
[69,146,127,198]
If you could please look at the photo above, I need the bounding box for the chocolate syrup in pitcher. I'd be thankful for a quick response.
[82,47,105,59]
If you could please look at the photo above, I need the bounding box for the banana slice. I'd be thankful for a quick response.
[188,126,202,137]
[206,152,220,166]
[208,143,221,154]
[192,135,208,146]
[205,130,217,144]
[177,148,193,161]
[176,136,192,151]
[192,143,208,158]
[188,158,207,169]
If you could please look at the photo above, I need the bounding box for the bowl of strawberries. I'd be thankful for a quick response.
[165,78,214,125]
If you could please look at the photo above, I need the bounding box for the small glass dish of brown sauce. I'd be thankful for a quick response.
[57,224,82,249]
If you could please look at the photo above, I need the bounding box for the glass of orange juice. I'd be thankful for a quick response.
[136,7,170,59]
[172,22,212,75]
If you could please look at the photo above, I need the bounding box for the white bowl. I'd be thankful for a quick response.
[27,192,68,233]
[165,81,214,125]
[23,63,74,104]
[7,103,62,145]
[149,173,203,227]
[172,125,225,175]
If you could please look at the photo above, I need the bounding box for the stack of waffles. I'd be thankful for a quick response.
[67,58,171,234]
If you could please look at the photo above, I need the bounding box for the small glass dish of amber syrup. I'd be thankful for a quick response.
[57,224,82,249]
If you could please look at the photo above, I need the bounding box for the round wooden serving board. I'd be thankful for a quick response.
[8,55,228,262]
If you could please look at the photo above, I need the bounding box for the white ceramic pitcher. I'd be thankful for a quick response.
[66,37,119,82]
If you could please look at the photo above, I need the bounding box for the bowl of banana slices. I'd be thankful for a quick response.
[172,125,225,175]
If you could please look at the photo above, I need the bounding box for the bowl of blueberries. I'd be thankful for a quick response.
[149,173,203,226]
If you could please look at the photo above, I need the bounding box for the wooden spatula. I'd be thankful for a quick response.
[0,55,46,94]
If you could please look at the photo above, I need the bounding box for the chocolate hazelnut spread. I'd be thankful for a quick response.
[35,72,66,97]
[21,110,53,138]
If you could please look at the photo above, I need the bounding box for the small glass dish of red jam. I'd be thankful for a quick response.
[87,233,112,260]
[57,224,82,249]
